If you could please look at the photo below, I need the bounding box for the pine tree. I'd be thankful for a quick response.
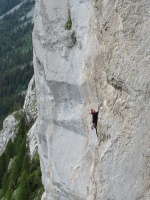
[9,156,21,190]
[2,172,9,195]
[17,170,29,200]
[5,139,14,166]
[17,115,26,137]
[4,188,13,200]
[0,153,6,188]
[21,154,30,172]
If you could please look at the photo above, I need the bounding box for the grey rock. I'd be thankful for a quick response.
[23,76,37,124]
[0,112,20,155]
[33,0,150,199]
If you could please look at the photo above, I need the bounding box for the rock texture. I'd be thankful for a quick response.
[23,75,38,157]
[0,75,38,157]
[24,76,37,124]
[0,112,20,155]
[33,0,150,199]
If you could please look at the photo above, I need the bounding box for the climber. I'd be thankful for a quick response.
[90,109,99,137]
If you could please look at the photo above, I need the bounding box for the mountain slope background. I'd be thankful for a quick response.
[0,0,34,129]
[0,1,44,199]
[0,0,23,16]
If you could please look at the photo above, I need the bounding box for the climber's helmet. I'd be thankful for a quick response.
[90,109,95,114]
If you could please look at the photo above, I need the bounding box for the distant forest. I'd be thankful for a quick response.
[0,0,35,128]
[0,0,23,16]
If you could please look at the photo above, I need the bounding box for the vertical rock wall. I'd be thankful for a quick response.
[93,1,150,199]
[33,0,150,199]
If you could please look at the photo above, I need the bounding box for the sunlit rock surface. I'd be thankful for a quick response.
[24,76,37,124]
[0,113,19,155]
[23,75,38,157]
[33,0,150,199]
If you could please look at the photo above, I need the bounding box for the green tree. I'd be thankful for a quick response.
[5,139,14,166]
[0,153,6,188]
[4,188,13,200]
[21,154,30,172]
[17,115,26,138]
[2,172,9,195]
[0,112,44,199]
[9,156,21,190]
[17,170,29,200]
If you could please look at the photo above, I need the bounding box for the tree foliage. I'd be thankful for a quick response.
[0,153,6,188]
[17,170,29,200]
[0,114,44,199]
[0,1,44,198]
[0,0,23,16]
[0,0,35,129]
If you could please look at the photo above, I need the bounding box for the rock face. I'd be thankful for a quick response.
[0,75,38,157]
[23,75,38,157]
[33,0,150,199]
[24,76,37,124]
[0,113,19,155]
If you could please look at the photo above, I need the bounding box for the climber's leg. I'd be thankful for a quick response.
[93,122,98,137]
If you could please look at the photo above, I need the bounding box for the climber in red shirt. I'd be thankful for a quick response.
[90,109,99,136]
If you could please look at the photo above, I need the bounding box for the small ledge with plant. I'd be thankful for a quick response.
[65,9,72,30]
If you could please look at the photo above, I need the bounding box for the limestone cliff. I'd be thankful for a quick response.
[24,76,38,157]
[33,0,150,199]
